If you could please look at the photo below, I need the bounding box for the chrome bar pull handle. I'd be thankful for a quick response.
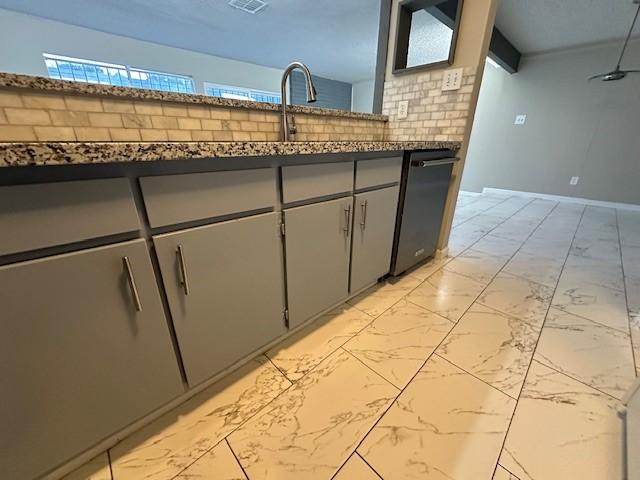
[123,256,143,312]
[344,205,352,236]
[360,200,368,229]
[177,244,190,296]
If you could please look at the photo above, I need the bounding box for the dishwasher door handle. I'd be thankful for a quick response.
[411,158,459,168]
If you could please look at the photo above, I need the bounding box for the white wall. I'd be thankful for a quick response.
[0,9,282,94]
[351,79,375,113]
[462,40,640,205]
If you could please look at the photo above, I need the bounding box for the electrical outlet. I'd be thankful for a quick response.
[442,67,463,91]
[397,100,409,119]
[570,176,579,186]
[514,114,527,125]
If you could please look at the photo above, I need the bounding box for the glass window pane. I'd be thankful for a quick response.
[42,54,194,94]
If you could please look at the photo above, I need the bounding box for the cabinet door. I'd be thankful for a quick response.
[154,212,286,387]
[0,240,184,480]
[284,197,354,328]
[351,186,400,293]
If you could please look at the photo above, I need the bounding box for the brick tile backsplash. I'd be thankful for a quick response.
[382,67,476,142]
[0,68,477,144]
[0,89,387,142]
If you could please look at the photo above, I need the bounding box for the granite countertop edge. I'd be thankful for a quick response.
[0,141,461,167]
[0,72,388,122]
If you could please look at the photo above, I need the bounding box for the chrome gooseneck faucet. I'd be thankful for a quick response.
[280,62,317,141]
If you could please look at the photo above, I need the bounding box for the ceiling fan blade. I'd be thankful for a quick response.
[621,70,640,73]
[588,73,607,81]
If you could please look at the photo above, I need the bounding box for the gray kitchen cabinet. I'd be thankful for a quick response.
[140,168,277,228]
[281,161,354,204]
[355,157,402,190]
[284,196,354,328]
[153,212,286,386]
[0,178,140,256]
[0,239,184,480]
[350,186,400,293]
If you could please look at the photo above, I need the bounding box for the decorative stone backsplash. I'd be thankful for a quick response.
[0,90,385,143]
[382,67,476,143]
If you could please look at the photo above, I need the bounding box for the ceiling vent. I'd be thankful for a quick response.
[228,0,268,14]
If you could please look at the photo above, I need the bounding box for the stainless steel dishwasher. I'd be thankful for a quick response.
[390,150,457,276]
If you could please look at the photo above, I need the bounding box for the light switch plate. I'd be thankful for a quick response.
[570,176,579,186]
[514,114,527,125]
[397,100,409,119]
[442,67,464,91]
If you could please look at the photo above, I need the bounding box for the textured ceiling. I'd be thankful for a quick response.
[3,0,639,83]
[0,0,381,83]
[496,0,640,54]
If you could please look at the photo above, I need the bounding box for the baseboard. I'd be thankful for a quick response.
[482,188,640,212]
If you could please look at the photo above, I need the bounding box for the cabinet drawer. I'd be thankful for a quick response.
[140,168,277,228]
[355,157,402,190]
[0,239,183,480]
[0,178,139,256]
[281,161,354,203]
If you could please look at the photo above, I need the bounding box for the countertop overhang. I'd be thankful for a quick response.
[0,141,461,168]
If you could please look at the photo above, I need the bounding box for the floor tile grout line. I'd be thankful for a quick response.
[349,303,377,319]
[454,199,560,258]
[265,302,387,384]
[120,298,399,479]
[450,200,577,479]
[356,451,385,480]
[401,298,458,326]
[472,300,547,333]
[454,194,515,217]
[423,197,552,286]
[327,197,560,474]
[615,208,638,375]
[453,197,527,230]
[264,354,293,383]
[488,203,587,480]
[450,195,523,229]
[107,449,114,480]
[532,357,623,403]
[433,353,519,401]
[498,462,521,480]
[225,437,250,480]
[418,200,563,327]
[306,199,580,478]
[166,378,298,480]
[340,296,465,474]
[424,201,571,407]
[167,436,229,480]
[440,255,512,286]
[228,340,398,480]
[209,286,423,479]
[340,346,403,392]
[543,304,632,336]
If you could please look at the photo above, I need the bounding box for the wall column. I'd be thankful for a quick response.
[382,0,498,249]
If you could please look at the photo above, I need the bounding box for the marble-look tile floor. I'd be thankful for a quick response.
[65,192,638,480]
